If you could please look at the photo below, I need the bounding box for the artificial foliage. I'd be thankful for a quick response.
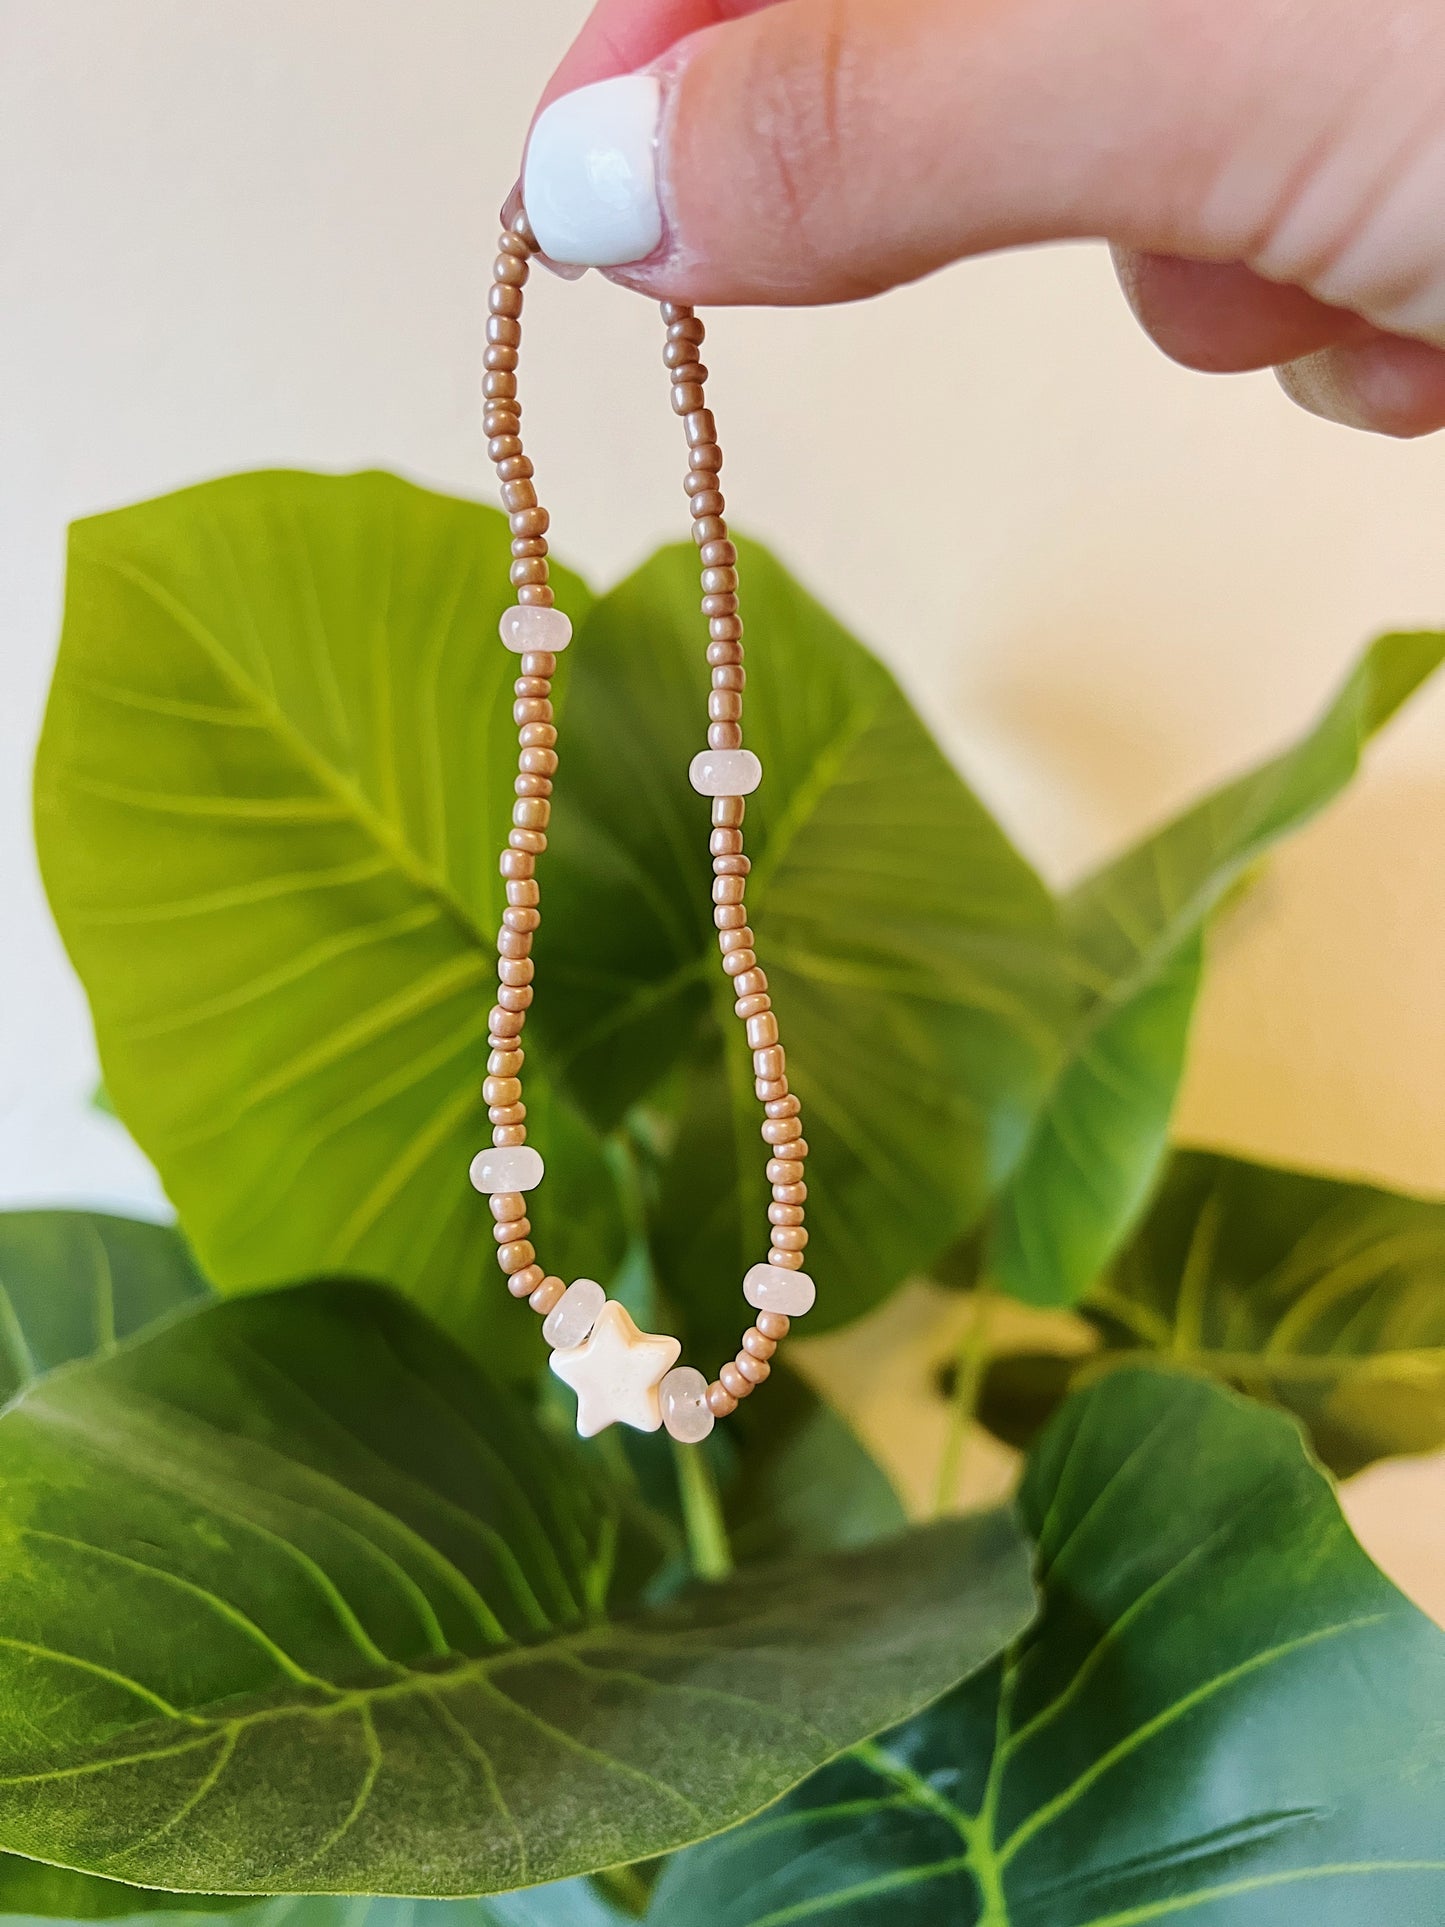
[6,467,1440,1924]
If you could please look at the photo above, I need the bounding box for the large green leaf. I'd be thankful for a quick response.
[651,1368,1445,1925]
[0,1279,1033,1895]
[0,1213,209,1400]
[982,1148,1445,1477]
[535,540,1071,1336]
[34,469,621,1372]
[988,630,1445,1307]
[0,1890,628,1926]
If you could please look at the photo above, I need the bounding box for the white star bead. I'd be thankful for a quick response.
[549,1300,682,1439]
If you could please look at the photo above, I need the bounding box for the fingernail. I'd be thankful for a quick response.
[522,74,664,270]
[498,179,588,280]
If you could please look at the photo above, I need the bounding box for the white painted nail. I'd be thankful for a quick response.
[523,75,664,269]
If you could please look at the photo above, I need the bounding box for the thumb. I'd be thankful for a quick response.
[522,0,1445,344]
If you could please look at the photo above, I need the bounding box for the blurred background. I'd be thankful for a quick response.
[3,2,1442,1612]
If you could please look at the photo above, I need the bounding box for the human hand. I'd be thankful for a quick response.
[518,0,1445,437]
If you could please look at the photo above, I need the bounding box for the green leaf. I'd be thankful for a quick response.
[535,539,1071,1335]
[651,1368,1445,1926]
[984,1148,1445,1477]
[0,1889,629,1926]
[0,1212,210,1400]
[35,469,620,1371]
[989,630,1445,1307]
[0,1279,1034,1895]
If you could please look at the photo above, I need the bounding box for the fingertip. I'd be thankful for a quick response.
[1277,336,1445,438]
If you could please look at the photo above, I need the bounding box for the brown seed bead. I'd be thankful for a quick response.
[701,565,739,596]
[484,372,518,399]
[722,949,757,977]
[711,828,744,855]
[514,777,553,801]
[712,665,746,692]
[499,849,535,879]
[756,1310,791,1341]
[756,1078,788,1102]
[709,723,744,750]
[520,647,557,674]
[685,411,717,448]
[498,1240,536,1273]
[484,1076,522,1107]
[767,1158,805,1185]
[672,382,706,414]
[701,593,739,619]
[707,639,744,666]
[719,1361,753,1400]
[510,828,547,853]
[507,878,541,905]
[498,984,533,1011]
[510,557,548,587]
[493,1123,528,1145]
[762,1116,803,1145]
[490,1004,526,1035]
[666,313,705,342]
[498,230,531,257]
[735,1350,770,1385]
[689,442,724,473]
[663,333,704,365]
[789,1138,811,1160]
[511,506,549,537]
[769,1248,806,1270]
[715,905,747,930]
[513,798,550,831]
[489,1191,525,1221]
[501,479,537,511]
[700,540,739,570]
[484,344,519,371]
[487,315,522,348]
[766,1094,802,1120]
[519,722,557,747]
[769,1203,805,1226]
[772,1225,810,1251]
[514,676,551,698]
[493,1216,530,1244]
[714,875,746,904]
[707,1380,739,1417]
[709,689,743,722]
[489,283,523,319]
[485,411,521,438]
[773,1182,807,1206]
[735,990,771,1019]
[513,698,552,725]
[519,747,558,775]
[713,796,745,827]
[714,854,751,875]
[692,514,728,545]
[490,1103,527,1127]
[504,906,542,932]
[489,1051,524,1078]
[489,435,524,463]
[517,583,555,606]
[507,1262,544,1297]
[747,1013,780,1048]
[742,1327,777,1361]
[512,537,549,560]
[529,1276,566,1316]
[497,927,531,958]
[719,925,754,953]
[498,957,535,988]
[754,1045,785,1080]
[684,467,722,497]
[494,251,528,286]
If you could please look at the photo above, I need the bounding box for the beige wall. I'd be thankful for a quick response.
[2,1,1442,1607]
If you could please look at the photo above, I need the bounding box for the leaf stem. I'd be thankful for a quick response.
[673,1438,734,1582]
[594,1862,653,1916]
[932,1288,998,1518]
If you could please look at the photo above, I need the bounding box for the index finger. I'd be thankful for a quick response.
[536,0,778,115]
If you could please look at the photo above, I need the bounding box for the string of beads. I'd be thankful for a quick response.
[467,204,815,1445]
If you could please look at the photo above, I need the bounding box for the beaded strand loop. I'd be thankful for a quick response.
[470,204,815,1444]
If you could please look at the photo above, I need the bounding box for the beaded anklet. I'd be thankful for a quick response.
[468,204,814,1446]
